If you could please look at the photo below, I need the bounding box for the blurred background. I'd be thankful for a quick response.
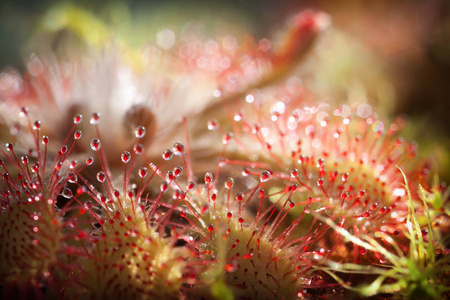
[1,0,449,181]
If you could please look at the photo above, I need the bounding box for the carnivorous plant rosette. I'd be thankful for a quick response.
[0,108,88,298]
[210,85,433,264]
[0,4,448,300]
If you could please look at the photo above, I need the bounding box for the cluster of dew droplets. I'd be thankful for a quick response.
[71,113,143,213]
[1,107,88,203]
[217,98,420,264]
[196,94,418,295]
[156,131,328,299]
[0,107,93,298]
[62,112,200,299]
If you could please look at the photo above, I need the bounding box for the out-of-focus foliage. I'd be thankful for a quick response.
[1,0,449,182]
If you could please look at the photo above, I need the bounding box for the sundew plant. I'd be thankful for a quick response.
[0,2,449,300]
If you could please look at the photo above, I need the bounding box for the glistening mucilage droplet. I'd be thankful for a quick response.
[260,170,271,182]
[173,142,185,156]
[134,126,146,138]
[96,171,106,183]
[225,178,234,189]
[121,151,131,164]
[204,172,213,184]
[138,167,148,178]
[162,149,173,161]
[90,112,101,125]
[90,139,101,151]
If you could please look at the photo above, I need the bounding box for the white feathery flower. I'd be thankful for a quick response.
[0,44,220,165]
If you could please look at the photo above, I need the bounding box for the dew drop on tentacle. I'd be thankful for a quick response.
[59,145,68,155]
[74,130,82,140]
[134,126,146,139]
[341,173,349,183]
[207,119,218,131]
[55,162,63,172]
[291,169,298,177]
[73,114,83,124]
[224,178,234,189]
[20,106,29,117]
[138,167,148,178]
[317,158,325,168]
[204,172,213,184]
[97,171,106,183]
[173,166,183,177]
[242,168,250,177]
[90,112,101,125]
[333,129,342,139]
[123,104,156,144]
[86,157,94,166]
[166,170,175,182]
[68,172,78,183]
[42,136,49,145]
[33,120,41,130]
[61,188,73,199]
[187,181,196,191]
[127,190,135,200]
[162,149,173,161]
[177,190,186,200]
[90,139,101,151]
[236,193,244,202]
[260,170,271,182]
[218,158,226,168]
[222,132,233,145]
[234,111,244,122]
[98,194,107,203]
[121,151,131,164]
[160,182,168,193]
[21,156,29,165]
[6,143,13,151]
[133,143,144,155]
[173,142,185,156]
[317,178,324,186]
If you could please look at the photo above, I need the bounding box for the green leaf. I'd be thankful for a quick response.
[211,280,234,300]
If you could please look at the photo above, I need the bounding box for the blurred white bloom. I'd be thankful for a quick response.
[0,44,219,164]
